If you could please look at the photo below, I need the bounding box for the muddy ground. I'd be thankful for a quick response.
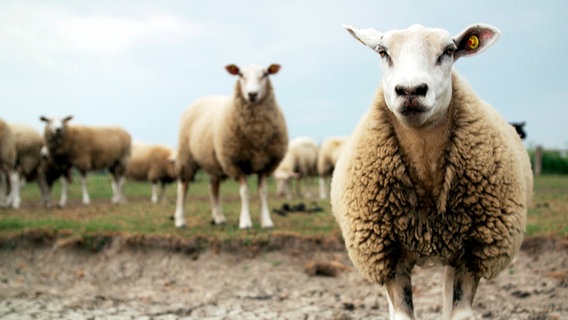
[0,236,566,320]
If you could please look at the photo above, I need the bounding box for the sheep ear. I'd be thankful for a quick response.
[40,116,49,123]
[225,64,240,76]
[453,24,501,60]
[63,115,73,123]
[267,64,281,75]
[344,24,383,52]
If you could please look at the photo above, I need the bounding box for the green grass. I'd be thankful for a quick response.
[1,173,567,247]
[1,172,339,246]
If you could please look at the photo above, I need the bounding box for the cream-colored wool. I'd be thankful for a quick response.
[41,116,131,205]
[317,136,348,199]
[127,142,175,203]
[274,137,318,198]
[175,64,288,228]
[331,72,532,284]
[0,119,17,207]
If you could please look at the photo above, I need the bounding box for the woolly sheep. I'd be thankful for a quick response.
[174,64,288,229]
[126,141,176,203]
[0,119,18,208]
[316,136,348,199]
[274,137,318,199]
[7,124,49,207]
[40,115,131,206]
[331,24,533,320]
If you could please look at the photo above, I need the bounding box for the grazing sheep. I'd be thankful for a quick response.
[174,64,288,229]
[316,136,348,199]
[126,142,176,203]
[40,115,131,206]
[331,24,533,320]
[274,137,318,199]
[0,119,18,208]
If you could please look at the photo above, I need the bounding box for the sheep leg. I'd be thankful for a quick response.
[258,174,273,228]
[151,182,159,204]
[443,265,480,320]
[174,180,188,228]
[385,261,415,320]
[36,173,50,207]
[209,177,226,224]
[0,171,6,206]
[238,176,253,229]
[7,172,20,209]
[58,177,68,207]
[80,174,90,205]
[319,176,327,199]
[111,176,126,204]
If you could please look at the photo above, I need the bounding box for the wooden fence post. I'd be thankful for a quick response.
[534,145,543,176]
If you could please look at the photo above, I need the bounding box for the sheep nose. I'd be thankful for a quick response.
[248,92,258,101]
[395,84,428,97]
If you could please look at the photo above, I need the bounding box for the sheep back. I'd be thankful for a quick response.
[176,96,229,180]
[56,125,131,172]
[9,124,44,179]
[331,72,532,285]
[128,143,175,182]
[0,119,16,172]
[317,137,347,176]
[214,83,288,178]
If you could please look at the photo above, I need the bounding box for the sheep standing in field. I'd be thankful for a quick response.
[40,115,131,206]
[7,124,49,207]
[174,64,288,229]
[126,142,176,203]
[317,136,348,199]
[331,24,533,320]
[274,137,318,199]
[0,119,18,208]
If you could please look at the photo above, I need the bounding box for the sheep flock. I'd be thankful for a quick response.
[2,22,535,319]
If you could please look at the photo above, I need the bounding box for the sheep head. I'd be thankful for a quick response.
[225,64,281,103]
[39,115,73,146]
[344,24,500,128]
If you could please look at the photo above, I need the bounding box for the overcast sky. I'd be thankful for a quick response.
[1,0,566,149]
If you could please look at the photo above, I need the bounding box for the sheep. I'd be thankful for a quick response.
[274,136,318,199]
[174,63,288,229]
[510,121,527,140]
[126,141,176,203]
[0,118,18,208]
[316,136,348,199]
[7,124,50,207]
[39,115,131,206]
[331,24,533,320]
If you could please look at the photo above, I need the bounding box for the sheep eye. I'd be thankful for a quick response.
[445,45,456,56]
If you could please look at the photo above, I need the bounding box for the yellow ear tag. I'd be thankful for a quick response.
[468,35,479,49]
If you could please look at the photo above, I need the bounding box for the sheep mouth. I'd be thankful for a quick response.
[400,105,427,117]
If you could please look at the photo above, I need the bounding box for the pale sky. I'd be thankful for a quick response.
[1,0,566,149]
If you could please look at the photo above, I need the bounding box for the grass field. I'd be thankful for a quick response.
[1,173,567,246]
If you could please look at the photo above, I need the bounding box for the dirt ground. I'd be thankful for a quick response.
[0,236,566,320]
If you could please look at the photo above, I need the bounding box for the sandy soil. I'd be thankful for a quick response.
[0,236,566,320]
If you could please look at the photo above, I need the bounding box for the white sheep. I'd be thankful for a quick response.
[0,119,18,208]
[40,115,132,206]
[174,64,288,229]
[316,136,348,199]
[274,136,318,199]
[7,124,49,207]
[331,24,533,320]
[126,141,176,203]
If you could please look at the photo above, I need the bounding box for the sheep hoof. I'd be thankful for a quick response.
[175,224,187,229]
[210,219,226,226]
